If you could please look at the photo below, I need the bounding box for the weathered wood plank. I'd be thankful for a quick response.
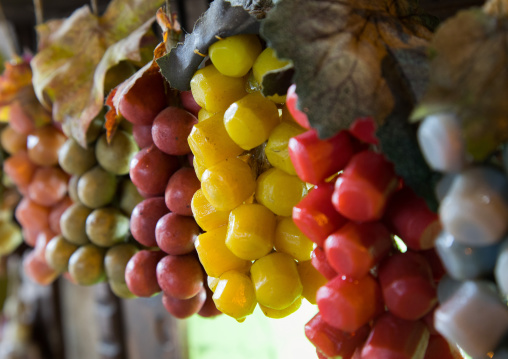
[95,283,126,359]
[122,296,188,359]
[60,279,101,359]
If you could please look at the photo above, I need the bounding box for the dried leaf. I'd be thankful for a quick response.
[157,0,272,91]
[0,62,33,106]
[412,5,508,160]
[104,87,119,142]
[106,42,167,142]
[31,0,164,146]
[260,65,294,97]
[261,0,434,137]
[0,61,51,126]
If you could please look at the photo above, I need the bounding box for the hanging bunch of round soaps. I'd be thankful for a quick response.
[111,65,220,319]
[0,62,53,264]
[187,34,325,321]
[0,131,23,258]
[0,60,69,285]
[285,91,461,358]
[0,60,144,295]
[48,116,143,297]
[417,112,508,359]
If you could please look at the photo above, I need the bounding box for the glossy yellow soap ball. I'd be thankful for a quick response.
[255,167,308,216]
[265,121,306,175]
[207,275,220,292]
[250,252,302,310]
[297,260,328,305]
[192,156,206,181]
[259,296,302,319]
[190,64,247,113]
[191,189,230,231]
[201,157,256,212]
[274,216,314,262]
[224,92,280,150]
[195,226,251,278]
[197,108,214,122]
[188,112,244,169]
[213,270,257,320]
[209,34,262,77]
[226,203,276,261]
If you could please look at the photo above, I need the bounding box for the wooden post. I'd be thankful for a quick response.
[122,296,189,359]
[419,0,486,20]
[95,283,126,359]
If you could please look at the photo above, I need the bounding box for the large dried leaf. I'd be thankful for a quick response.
[261,0,434,137]
[157,0,272,91]
[31,0,164,146]
[412,3,508,160]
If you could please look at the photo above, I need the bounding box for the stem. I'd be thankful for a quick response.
[33,0,44,26]
[0,1,19,58]
[91,0,99,16]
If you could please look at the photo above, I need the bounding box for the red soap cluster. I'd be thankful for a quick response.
[121,81,220,319]
[287,89,459,359]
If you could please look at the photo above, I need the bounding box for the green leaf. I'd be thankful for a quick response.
[412,7,508,160]
[157,0,273,91]
[260,65,294,97]
[261,0,434,137]
[31,0,164,146]
[378,115,440,212]
[377,46,440,211]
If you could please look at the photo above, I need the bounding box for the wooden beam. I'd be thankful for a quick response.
[419,0,486,20]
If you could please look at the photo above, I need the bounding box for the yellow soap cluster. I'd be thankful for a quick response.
[188,34,327,322]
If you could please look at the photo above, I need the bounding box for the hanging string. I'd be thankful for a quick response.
[33,0,44,27]
[31,0,44,51]
[91,0,99,16]
[0,1,19,59]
